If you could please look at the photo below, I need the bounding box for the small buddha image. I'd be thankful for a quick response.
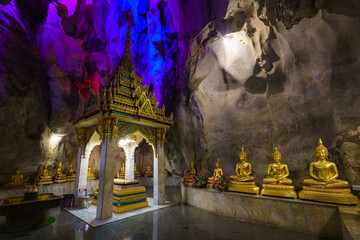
[207,159,223,187]
[4,168,27,188]
[119,162,125,178]
[67,163,76,181]
[261,148,297,199]
[144,163,153,177]
[37,163,53,185]
[299,139,359,205]
[185,160,197,186]
[134,163,141,177]
[54,161,67,183]
[87,162,96,180]
[228,147,259,194]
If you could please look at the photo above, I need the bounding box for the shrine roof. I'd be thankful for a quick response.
[70,23,173,129]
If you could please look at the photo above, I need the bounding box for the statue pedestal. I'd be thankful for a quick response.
[228,181,259,195]
[261,183,297,199]
[299,186,359,205]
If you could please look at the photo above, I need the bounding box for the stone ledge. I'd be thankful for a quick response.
[181,185,360,240]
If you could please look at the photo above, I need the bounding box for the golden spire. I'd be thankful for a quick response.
[118,16,135,72]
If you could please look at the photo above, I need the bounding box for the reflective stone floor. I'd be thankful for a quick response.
[1,187,327,240]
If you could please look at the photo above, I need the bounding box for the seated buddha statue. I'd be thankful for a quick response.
[144,164,153,177]
[67,163,76,181]
[185,160,197,186]
[134,163,141,177]
[5,168,27,188]
[299,139,359,205]
[261,148,297,199]
[87,162,96,180]
[118,162,125,178]
[228,147,259,194]
[37,163,53,185]
[207,159,223,187]
[54,161,68,183]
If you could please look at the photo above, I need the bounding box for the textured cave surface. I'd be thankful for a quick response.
[0,0,360,189]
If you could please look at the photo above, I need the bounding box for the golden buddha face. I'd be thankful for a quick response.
[15,169,21,175]
[315,148,328,161]
[216,160,221,168]
[273,153,281,163]
[239,152,247,163]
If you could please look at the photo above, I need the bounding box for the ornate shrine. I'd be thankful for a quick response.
[70,22,173,220]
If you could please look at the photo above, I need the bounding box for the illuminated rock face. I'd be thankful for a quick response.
[0,0,360,188]
[169,0,360,188]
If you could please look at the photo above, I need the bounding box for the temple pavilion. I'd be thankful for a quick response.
[70,23,173,220]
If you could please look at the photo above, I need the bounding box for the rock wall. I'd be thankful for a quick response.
[169,0,360,189]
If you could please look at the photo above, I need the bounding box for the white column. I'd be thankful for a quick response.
[154,143,165,205]
[73,143,88,206]
[96,137,116,220]
[124,144,136,180]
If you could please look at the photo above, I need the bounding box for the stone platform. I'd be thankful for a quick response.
[0,177,180,199]
[181,185,360,240]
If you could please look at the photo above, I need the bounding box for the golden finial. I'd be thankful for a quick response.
[319,138,323,145]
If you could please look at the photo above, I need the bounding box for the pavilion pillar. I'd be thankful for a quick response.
[96,137,116,220]
[124,144,136,180]
[154,142,165,205]
[73,143,89,206]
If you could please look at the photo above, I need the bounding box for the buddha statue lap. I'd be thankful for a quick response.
[87,163,96,180]
[67,163,76,181]
[37,164,53,185]
[134,163,141,177]
[145,164,153,177]
[207,159,223,188]
[119,162,125,178]
[4,168,27,188]
[299,139,359,205]
[261,148,297,199]
[228,147,259,195]
[54,161,68,183]
[185,161,197,186]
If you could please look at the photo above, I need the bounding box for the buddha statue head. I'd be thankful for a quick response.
[315,138,328,161]
[239,147,247,163]
[216,158,221,168]
[272,148,282,163]
[15,168,21,176]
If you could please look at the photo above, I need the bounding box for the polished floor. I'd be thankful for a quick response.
[1,187,327,240]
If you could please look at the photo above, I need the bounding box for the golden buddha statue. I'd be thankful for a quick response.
[261,148,297,199]
[54,161,68,183]
[134,163,141,177]
[299,139,359,205]
[4,168,27,188]
[67,163,76,181]
[37,163,53,185]
[185,160,197,186]
[87,162,96,180]
[144,164,153,177]
[119,162,125,178]
[207,159,223,187]
[228,147,259,194]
